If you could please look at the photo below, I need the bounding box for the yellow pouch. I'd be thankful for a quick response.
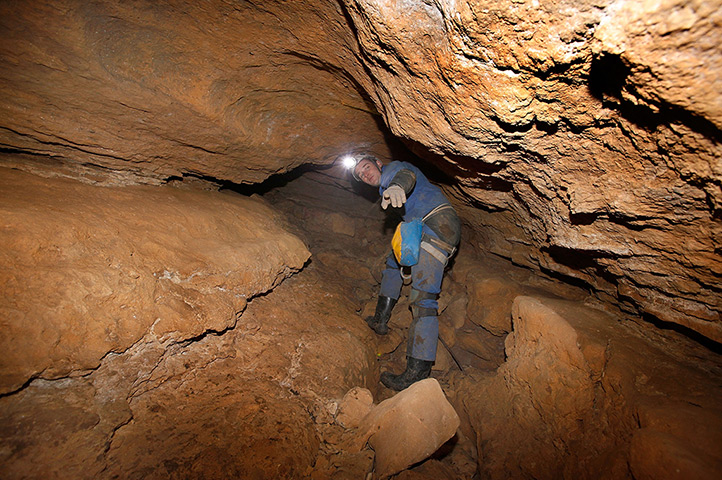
[391,218,423,266]
[392,224,403,263]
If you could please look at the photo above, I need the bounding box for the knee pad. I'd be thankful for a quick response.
[409,288,438,318]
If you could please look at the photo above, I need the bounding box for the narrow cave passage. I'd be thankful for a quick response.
[0,142,719,480]
[1,155,721,480]
[1,0,721,478]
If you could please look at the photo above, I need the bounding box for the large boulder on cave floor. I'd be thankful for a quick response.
[453,295,722,480]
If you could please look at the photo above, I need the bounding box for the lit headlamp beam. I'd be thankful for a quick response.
[341,155,357,170]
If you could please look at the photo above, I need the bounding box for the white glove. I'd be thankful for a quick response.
[381,185,407,209]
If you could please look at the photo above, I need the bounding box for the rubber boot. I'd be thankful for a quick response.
[365,296,397,335]
[380,356,433,391]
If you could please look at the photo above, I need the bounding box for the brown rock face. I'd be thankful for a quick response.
[0,0,392,184]
[1,1,721,477]
[342,0,722,342]
[0,174,381,479]
[455,295,722,480]
[0,143,720,479]
[1,0,718,342]
[0,167,309,393]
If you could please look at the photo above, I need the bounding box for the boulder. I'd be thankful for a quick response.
[336,387,374,429]
[354,378,460,479]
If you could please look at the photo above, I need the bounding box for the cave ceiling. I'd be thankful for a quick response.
[0,0,720,342]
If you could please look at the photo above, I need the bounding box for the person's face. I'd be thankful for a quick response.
[354,159,382,186]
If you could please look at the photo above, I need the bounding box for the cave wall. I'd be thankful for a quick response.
[0,0,720,343]
[340,0,722,341]
[0,167,310,394]
[0,0,392,184]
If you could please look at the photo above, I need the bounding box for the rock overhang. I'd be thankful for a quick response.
[0,0,719,343]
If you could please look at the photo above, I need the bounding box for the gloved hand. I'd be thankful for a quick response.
[381,184,406,209]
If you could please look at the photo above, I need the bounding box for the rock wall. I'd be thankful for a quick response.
[0,2,719,343]
[0,0,392,184]
[341,0,722,341]
[0,166,310,393]
[0,0,722,332]
[452,295,722,480]
[1,134,720,479]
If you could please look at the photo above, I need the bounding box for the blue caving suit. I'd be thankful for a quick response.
[377,161,461,362]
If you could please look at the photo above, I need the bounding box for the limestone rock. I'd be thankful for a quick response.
[361,299,378,320]
[343,0,722,343]
[0,1,392,185]
[0,168,310,393]
[355,378,460,479]
[635,401,722,464]
[0,377,131,479]
[437,318,457,349]
[316,252,372,283]
[310,450,375,480]
[0,0,720,344]
[336,387,374,429]
[0,210,379,479]
[466,277,518,335]
[454,295,722,479]
[455,330,493,363]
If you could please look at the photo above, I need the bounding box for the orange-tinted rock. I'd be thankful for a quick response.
[0,195,379,478]
[0,0,719,343]
[355,378,460,479]
[635,401,722,463]
[0,0,721,477]
[454,295,722,479]
[0,168,310,393]
[466,277,518,335]
[336,387,374,429]
[0,1,392,185]
[342,0,722,343]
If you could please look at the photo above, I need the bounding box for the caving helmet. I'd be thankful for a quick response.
[342,154,380,181]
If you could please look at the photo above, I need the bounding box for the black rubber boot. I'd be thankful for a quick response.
[365,296,397,335]
[380,356,433,391]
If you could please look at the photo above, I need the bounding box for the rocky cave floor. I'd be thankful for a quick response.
[2,167,722,480]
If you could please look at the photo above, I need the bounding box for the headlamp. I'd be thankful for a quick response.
[341,155,358,170]
[340,155,362,181]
